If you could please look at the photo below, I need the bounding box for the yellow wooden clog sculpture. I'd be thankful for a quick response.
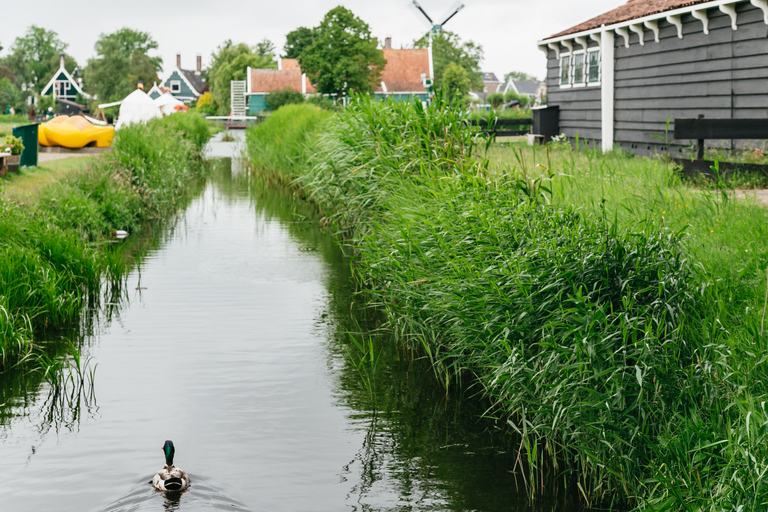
[38,115,114,148]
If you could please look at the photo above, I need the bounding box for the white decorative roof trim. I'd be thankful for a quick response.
[161,67,201,97]
[644,20,660,42]
[751,0,768,23]
[692,9,710,34]
[589,32,602,45]
[538,44,550,56]
[666,14,684,38]
[719,4,738,28]
[40,65,90,99]
[562,40,573,53]
[615,26,630,47]
[547,43,561,59]
[629,24,645,45]
[574,36,588,50]
[536,0,764,47]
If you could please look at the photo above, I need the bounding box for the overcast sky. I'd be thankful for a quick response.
[1,0,620,83]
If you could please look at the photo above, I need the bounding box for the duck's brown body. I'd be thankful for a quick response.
[152,463,189,491]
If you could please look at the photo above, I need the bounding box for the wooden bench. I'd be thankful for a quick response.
[0,152,9,176]
[674,117,768,159]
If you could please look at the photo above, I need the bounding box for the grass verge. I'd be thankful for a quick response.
[247,98,768,510]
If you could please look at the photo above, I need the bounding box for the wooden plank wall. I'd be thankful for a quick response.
[545,3,768,155]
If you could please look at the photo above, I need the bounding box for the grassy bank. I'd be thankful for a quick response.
[0,114,210,371]
[246,98,768,510]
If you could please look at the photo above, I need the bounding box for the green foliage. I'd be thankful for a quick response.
[255,39,276,58]
[414,30,483,90]
[195,91,216,115]
[265,88,305,111]
[0,113,210,370]
[486,91,504,109]
[283,27,315,59]
[207,41,275,115]
[306,95,336,110]
[0,26,71,90]
[83,28,162,103]
[503,70,537,82]
[440,62,471,99]
[504,90,530,108]
[246,103,330,179]
[2,134,24,155]
[0,78,22,112]
[297,6,386,97]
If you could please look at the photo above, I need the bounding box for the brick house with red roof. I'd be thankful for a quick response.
[245,39,432,114]
[538,0,768,154]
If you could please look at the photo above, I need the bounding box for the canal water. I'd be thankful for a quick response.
[0,134,565,511]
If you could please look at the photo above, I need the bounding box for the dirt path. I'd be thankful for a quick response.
[734,189,768,206]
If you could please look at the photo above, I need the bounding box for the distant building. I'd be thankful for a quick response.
[160,54,207,103]
[147,82,168,100]
[40,54,89,101]
[482,72,502,93]
[245,58,316,115]
[537,0,768,154]
[374,38,432,102]
[503,79,544,99]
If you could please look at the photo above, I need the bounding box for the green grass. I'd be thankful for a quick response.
[0,114,210,372]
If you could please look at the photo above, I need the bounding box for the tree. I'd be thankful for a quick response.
[297,6,386,98]
[504,90,530,109]
[256,39,276,58]
[283,27,315,59]
[486,92,505,109]
[504,71,537,83]
[414,30,483,91]
[84,28,162,103]
[2,26,71,90]
[207,41,275,114]
[0,78,22,112]
[441,62,471,99]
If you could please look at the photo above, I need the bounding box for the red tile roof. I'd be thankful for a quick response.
[249,69,316,94]
[375,49,429,93]
[547,0,711,39]
[280,58,300,71]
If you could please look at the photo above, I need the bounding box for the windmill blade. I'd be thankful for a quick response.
[411,0,434,24]
[438,2,465,28]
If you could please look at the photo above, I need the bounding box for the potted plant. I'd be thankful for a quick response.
[3,135,24,173]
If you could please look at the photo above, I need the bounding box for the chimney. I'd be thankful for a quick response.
[59,53,65,69]
[384,37,392,49]
[176,53,181,68]
[196,54,202,72]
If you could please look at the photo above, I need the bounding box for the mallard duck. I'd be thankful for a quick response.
[152,440,190,492]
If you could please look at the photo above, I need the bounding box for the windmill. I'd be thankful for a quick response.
[411,1,465,38]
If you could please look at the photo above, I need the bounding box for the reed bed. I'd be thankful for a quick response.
[0,114,210,372]
[247,98,768,510]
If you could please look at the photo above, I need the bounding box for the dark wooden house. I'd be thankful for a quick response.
[537,0,768,154]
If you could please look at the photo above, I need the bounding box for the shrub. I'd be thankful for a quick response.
[195,92,216,115]
[265,88,305,111]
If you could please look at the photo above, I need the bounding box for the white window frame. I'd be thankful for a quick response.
[571,50,586,88]
[559,54,572,89]
[170,80,181,93]
[586,48,601,86]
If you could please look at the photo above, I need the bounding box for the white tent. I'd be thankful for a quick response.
[154,92,185,116]
[115,89,163,130]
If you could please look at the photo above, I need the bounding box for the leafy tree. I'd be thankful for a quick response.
[1,26,71,90]
[441,62,471,99]
[297,6,386,98]
[207,40,276,114]
[84,28,162,103]
[283,27,315,59]
[265,88,304,111]
[195,91,216,114]
[256,39,276,58]
[414,30,482,90]
[504,71,538,83]
[0,66,15,84]
[0,78,22,112]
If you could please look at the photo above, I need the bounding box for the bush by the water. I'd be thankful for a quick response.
[0,114,210,370]
[247,95,768,510]
[265,88,306,111]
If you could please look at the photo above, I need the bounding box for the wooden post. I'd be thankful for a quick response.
[697,114,705,159]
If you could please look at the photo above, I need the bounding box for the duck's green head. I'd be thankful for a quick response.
[162,440,175,466]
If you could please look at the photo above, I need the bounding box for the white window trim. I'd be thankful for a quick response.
[170,80,181,93]
[559,53,572,89]
[586,48,602,87]
[571,50,587,88]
